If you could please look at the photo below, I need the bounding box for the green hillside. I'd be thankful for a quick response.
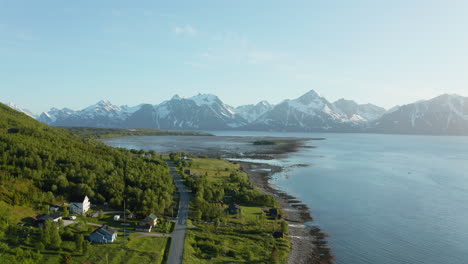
[0,103,176,262]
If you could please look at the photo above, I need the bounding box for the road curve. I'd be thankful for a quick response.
[166,160,191,264]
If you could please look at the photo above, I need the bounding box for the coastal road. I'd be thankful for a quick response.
[166,160,191,264]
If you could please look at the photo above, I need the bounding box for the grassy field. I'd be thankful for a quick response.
[183,158,241,183]
[180,157,291,264]
[184,206,290,264]
[10,226,170,264]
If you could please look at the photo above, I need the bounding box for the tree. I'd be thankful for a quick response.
[62,254,72,264]
[98,209,104,219]
[62,206,69,218]
[50,223,62,249]
[82,240,90,256]
[41,221,51,247]
[270,247,280,264]
[214,218,220,231]
[280,221,289,234]
[75,234,83,253]
[35,242,45,252]
[0,242,9,257]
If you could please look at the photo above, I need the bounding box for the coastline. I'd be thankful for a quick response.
[237,161,334,264]
[103,134,332,263]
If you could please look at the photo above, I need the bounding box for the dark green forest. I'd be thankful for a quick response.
[0,102,175,220]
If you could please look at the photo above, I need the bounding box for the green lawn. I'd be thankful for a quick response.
[183,158,242,183]
[180,157,291,264]
[184,222,290,264]
[33,232,169,264]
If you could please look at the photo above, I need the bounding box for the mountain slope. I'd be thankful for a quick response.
[235,101,273,122]
[333,99,386,122]
[123,94,247,130]
[371,94,468,134]
[248,90,355,132]
[29,91,468,134]
[39,100,141,128]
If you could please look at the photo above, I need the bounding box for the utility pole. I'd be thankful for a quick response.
[123,199,126,246]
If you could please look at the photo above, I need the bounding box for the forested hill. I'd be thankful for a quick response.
[0,102,175,219]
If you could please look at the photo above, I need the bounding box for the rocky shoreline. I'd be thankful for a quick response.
[133,134,333,263]
[238,161,334,264]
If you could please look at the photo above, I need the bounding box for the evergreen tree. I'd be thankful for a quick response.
[82,240,90,256]
[75,234,83,253]
[62,206,69,218]
[50,223,62,249]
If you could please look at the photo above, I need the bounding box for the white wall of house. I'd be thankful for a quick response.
[70,196,91,214]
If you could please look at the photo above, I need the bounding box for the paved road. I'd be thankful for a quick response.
[166,160,191,264]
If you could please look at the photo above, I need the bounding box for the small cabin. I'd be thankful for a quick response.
[228,203,241,215]
[36,212,62,227]
[135,224,152,232]
[273,231,284,239]
[127,212,136,220]
[139,214,158,227]
[113,215,120,221]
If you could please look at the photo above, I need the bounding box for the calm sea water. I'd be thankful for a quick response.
[103,132,468,264]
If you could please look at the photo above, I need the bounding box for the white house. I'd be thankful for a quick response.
[113,215,120,221]
[70,196,90,215]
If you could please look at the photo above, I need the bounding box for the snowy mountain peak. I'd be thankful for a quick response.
[333,98,385,122]
[97,99,111,105]
[296,89,321,104]
[172,94,182,100]
[188,94,220,106]
[257,100,271,107]
[85,100,121,112]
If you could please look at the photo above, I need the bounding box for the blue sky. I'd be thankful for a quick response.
[1,0,468,113]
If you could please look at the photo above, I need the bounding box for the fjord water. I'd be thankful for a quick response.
[103,132,468,264]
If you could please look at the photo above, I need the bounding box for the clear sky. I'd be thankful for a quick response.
[1,0,468,113]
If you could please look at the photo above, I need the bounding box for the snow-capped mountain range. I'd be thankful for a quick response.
[370,94,468,135]
[6,90,468,135]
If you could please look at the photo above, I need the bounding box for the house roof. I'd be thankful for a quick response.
[145,214,158,221]
[93,224,117,236]
[38,212,62,221]
[71,195,89,203]
[136,224,152,230]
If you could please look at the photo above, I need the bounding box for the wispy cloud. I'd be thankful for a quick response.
[174,25,197,36]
